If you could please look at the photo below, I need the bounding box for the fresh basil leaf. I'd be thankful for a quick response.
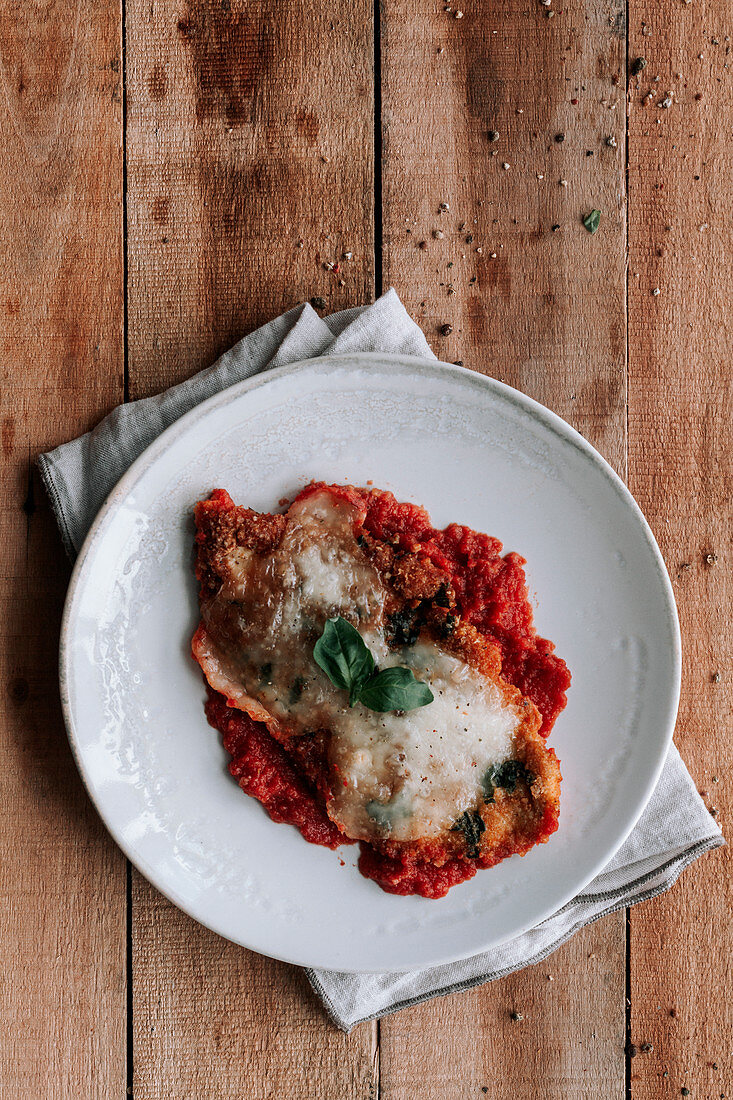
[357,666,434,712]
[451,809,486,858]
[583,208,601,234]
[313,616,375,704]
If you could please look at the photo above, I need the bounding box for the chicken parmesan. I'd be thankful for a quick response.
[192,482,570,898]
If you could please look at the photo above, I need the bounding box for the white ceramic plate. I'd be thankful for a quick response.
[60,354,680,972]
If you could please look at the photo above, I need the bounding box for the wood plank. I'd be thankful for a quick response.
[379,1,628,1096]
[125,1,378,1094]
[0,0,126,1096]
[126,0,375,398]
[626,3,732,1097]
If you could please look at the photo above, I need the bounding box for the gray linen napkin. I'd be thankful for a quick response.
[39,288,723,1031]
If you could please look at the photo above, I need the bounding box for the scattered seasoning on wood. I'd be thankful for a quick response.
[554,132,565,142]
[705,552,718,565]
[418,240,427,250]
[627,1043,638,1058]
[439,323,453,336]
[559,178,568,187]
[310,296,326,309]
[640,1042,654,1053]
[681,1089,690,1097]
[652,287,661,296]
[510,1011,524,1021]
[712,671,722,683]
[466,233,473,243]
[660,95,674,108]
[631,57,647,76]
[439,201,450,212]
[482,1089,489,1095]
[502,162,511,170]
[342,251,352,260]
[488,130,500,142]
[433,229,444,239]
[606,135,618,147]
[670,1008,677,1017]
[551,223,561,232]
[583,209,601,234]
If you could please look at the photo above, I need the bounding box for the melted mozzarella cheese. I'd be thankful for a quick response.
[197,490,520,842]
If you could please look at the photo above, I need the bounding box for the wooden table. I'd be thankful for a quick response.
[2,1,730,1096]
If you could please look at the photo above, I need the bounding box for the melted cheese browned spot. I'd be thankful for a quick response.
[193,489,537,844]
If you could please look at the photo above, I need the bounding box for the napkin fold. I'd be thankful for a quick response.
[40,290,723,1031]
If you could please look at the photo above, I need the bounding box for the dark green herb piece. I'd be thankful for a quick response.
[630,56,647,76]
[365,800,394,831]
[451,809,486,858]
[313,617,433,712]
[482,759,533,801]
[385,607,423,648]
[583,209,601,234]
[289,676,307,705]
[313,617,374,705]
[433,584,450,608]
[439,612,457,638]
[258,662,273,686]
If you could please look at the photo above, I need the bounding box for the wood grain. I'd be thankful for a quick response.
[126,0,375,398]
[379,1,628,1096]
[125,1,378,1095]
[626,2,732,1097]
[132,888,378,1100]
[0,0,126,1097]
[381,0,627,471]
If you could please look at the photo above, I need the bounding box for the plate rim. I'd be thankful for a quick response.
[59,352,682,972]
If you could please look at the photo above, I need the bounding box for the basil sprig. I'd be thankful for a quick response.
[313,617,434,713]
